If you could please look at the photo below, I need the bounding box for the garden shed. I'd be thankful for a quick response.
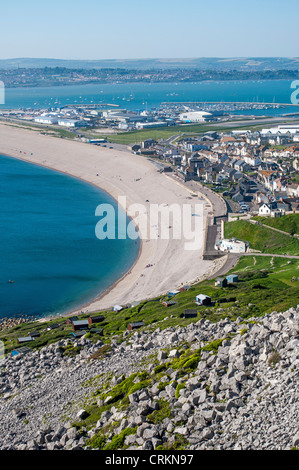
[215,277,228,287]
[127,321,145,331]
[72,320,89,331]
[226,274,239,283]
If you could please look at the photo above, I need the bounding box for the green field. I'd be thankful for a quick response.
[1,255,298,356]
[224,219,299,255]
[252,214,299,236]
[84,121,289,146]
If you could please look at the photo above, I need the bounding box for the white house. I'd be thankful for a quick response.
[216,238,247,253]
[286,183,299,197]
[258,202,281,217]
[243,154,262,167]
[259,203,272,216]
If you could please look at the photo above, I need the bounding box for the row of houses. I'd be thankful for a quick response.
[138,130,298,215]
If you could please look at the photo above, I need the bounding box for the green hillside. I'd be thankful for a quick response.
[253,214,299,236]
[1,255,298,355]
[224,219,299,255]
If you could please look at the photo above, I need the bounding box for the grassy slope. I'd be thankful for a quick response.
[87,121,285,146]
[224,219,299,255]
[252,214,299,236]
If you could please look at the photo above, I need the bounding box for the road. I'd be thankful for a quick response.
[184,180,227,220]
[208,251,299,281]
[208,116,299,129]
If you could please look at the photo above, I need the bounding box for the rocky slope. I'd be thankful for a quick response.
[0,306,298,451]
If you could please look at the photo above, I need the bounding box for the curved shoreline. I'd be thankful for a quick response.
[0,123,227,320]
[0,151,144,320]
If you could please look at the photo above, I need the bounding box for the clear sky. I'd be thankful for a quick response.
[1,0,299,60]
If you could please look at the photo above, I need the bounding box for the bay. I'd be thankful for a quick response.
[1,80,298,116]
[0,154,140,320]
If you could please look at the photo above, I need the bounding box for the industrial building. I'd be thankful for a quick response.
[179,111,213,123]
[57,119,85,127]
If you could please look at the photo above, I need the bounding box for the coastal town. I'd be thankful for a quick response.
[1,63,299,88]
[0,100,298,454]
[1,102,298,253]
[134,124,299,214]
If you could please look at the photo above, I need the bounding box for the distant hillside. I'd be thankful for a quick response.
[1,57,299,70]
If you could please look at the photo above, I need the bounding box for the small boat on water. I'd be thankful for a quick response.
[8,280,15,283]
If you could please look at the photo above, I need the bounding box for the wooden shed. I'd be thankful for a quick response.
[162,301,177,307]
[65,316,78,325]
[17,336,34,344]
[168,290,180,298]
[72,320,89,331]
[70,330,87,339]
[226,274,239,283]
[88,315,104,325]
[113,305,123,312]
[215,277,228,288]
[46,324,60,331]
[127,321,145,331]
[90,328,103,335]
[11,346,32,356]
[184,309,198,318]
[195,294,212,306]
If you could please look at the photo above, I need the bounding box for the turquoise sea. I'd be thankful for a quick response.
[0,155,140,320]
[1,80,299,115]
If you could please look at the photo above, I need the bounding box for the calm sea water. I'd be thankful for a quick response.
[1,80,299,116]
[0,155,140,320]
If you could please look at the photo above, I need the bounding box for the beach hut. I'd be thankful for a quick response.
[17,336,35,345]
[70,330,87,339]
[113,305,123,312]
[184,309,198,318]
[215,277,228,288]
[46,324,60,331]
[127,321,145,331]
[195,294,211,306]
[65,316,78,325]
[180,285,190,292]
[226,274,239,283]
[90,328,103,336]
[72,320,89,331]
[28,331,40,338]
[168,290,180,299]
[88,315,104,325]
[162,301,178,307]
[11,346,32,357]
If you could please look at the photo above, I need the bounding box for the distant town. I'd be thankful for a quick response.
[1,67,299,88]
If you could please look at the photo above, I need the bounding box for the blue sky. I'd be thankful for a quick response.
[1,0,299,59]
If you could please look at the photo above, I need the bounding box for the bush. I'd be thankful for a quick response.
[175,383,186,399]
[268,351,281,366]
[154,363,170,374]
[147,399,171,424]
[104,427,137,450]
[202,338,226,354]
[86,432,107,449]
